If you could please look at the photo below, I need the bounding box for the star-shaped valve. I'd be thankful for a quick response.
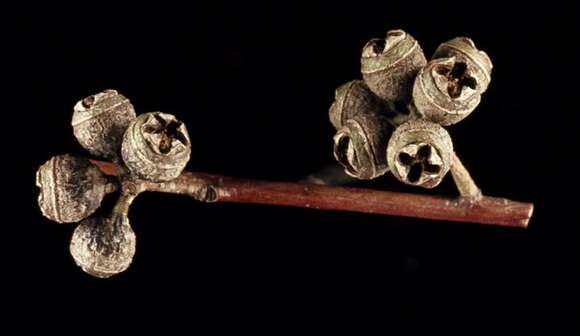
[122,112,191,182]
[435,61,477,99]
[396,143,444,187]
[142,113,189,154]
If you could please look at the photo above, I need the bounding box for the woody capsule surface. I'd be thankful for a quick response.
[70,214,136,278]
[433,37,492,94]
[122,112,191,181]
[386,119,453,188]
[72,90,136,160]
[328,80,386,130]
[329,80,392,180]
[361,29,426,109]
[36,154,113,223]
[412,57,482,126]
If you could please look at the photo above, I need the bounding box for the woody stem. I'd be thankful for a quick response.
[91,160,533,228]
[450,152,482,199]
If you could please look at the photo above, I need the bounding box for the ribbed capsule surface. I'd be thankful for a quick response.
[72,89,136,159]
[413,57,481,126]
[361,29,427,109]
[433,37,492,94]
[328,80,386,129]
[328,80,393,180]
[36,154,110,223]
[122,112,191,182]
[332,110,393,180]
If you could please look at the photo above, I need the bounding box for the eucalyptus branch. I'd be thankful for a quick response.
[92,160,533,228]
[37,28,533,279]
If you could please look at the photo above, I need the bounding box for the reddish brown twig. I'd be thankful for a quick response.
[91,160,533,228]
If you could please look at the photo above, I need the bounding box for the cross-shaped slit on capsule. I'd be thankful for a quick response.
[144,114,189,154]
[398,144,442,183]
[436,62,477,98]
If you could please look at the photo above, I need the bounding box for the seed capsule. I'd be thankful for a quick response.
[333,109,392,180]
[412,57,481,126]
[328,80,387,129]
[361,29,427,109]
[433,37,492,94]
[69,214,136,278]
[36,154,114,223]
[72,89,137,160]
[386,119,453,188]
[122,112,191,181]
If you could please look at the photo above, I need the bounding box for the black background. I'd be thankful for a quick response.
[6,0,578,332]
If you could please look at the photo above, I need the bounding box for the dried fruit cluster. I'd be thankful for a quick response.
[36,31,501,278]
[329,29,492,188]
[37,90,191,277]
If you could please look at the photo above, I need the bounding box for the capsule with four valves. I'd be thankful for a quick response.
[412,57,482,126]
[122,112,191,182]
[432,37,492,94]
[386,119,453,188]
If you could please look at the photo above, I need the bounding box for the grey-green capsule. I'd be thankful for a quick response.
[36,154,114,223]
[433,37,492,94]
[412,57,481,126]
[122,112,191,182]
[386,119,453,188]
[361,29,427,109]
[72,90,136,160]
[333,109,392,180]
[70,214,136,278]
[328,80,386,130]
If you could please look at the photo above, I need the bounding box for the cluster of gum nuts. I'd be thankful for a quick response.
[35,29,492,278]
[329,29,492,187]
[36,90,192,278]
